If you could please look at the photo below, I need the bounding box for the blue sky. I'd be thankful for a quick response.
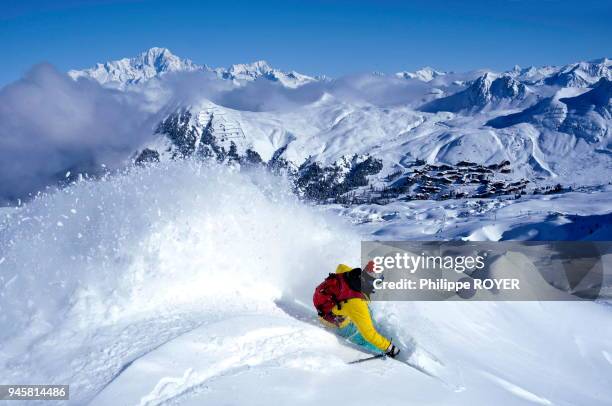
[1,0,611,85]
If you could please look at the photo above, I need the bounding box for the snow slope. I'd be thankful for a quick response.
[1,162,611,405]
[333,186,612,241]
[146,92,612,190]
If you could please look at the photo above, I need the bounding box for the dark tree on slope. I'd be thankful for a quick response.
[295,156,384,202]
[135,148,160,166]
[296,161,330,201]
[155,110,198,157]
[332,156,383,196]
[227,141,240,163]
[241,149,264,166]
[268,145,295,176]
[196,116,225,161]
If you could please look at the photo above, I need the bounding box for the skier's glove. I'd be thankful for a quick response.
[385,344,400,358]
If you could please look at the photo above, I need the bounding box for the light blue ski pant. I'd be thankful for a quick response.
[337,322,382,354]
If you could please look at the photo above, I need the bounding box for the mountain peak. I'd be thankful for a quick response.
[142,46,173,57]
[135,47,200,72]
[543,58,612,87]
[68,47,201,86]
[396,66,446,82]
[472,71,494,87]
[560,77,612,108]
[227,60,273,76]
[420,73,528,113]
[140,47,176,63]
[588,57,611,66]
[490,77,611,142]
[220,60,315,88]
[69,49,315,88]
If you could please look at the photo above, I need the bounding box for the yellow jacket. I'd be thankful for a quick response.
[330,264,391,352]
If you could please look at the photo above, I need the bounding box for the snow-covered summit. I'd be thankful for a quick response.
[68,47,202,86]
[509,58,612,87]
[69,48,316,88]
[561,76,612,109]
[223,60,274,79]
[420,72,529,113]
[396,67,446,82]
[69,48,612,94]
[543,58,612,88]
[215,60,316,88]
[488,78,612,143]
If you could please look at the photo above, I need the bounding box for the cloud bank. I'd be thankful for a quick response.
[0,64,156,203]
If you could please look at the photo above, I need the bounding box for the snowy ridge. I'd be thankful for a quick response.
[69,47,611,92]
[509,58,612,87]
[420,72,531,113]
[214,60,316,88]
[396,67,447,82]
[68,47,203,87]
[69,47,316,88]
[488,78,612,143]
[542,58,612,87]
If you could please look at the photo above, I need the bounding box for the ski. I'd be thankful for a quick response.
[347,354,386,364]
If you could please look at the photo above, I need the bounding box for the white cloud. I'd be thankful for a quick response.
[0,64,156,203]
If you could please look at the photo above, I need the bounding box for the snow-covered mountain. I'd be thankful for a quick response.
[509,58,612,87]
[213,60,316,88]
[396,67,446,82]
[420,73,531,113]
[68,47,203,87]
[543,58,612,87]
[488,78,612,143]
[58,49,612,206]
[69,48,612,92]
[69,47,316,88]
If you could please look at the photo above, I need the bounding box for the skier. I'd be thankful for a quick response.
[313,262,400,358]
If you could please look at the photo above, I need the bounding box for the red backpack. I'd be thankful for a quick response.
[313,272,365,326]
